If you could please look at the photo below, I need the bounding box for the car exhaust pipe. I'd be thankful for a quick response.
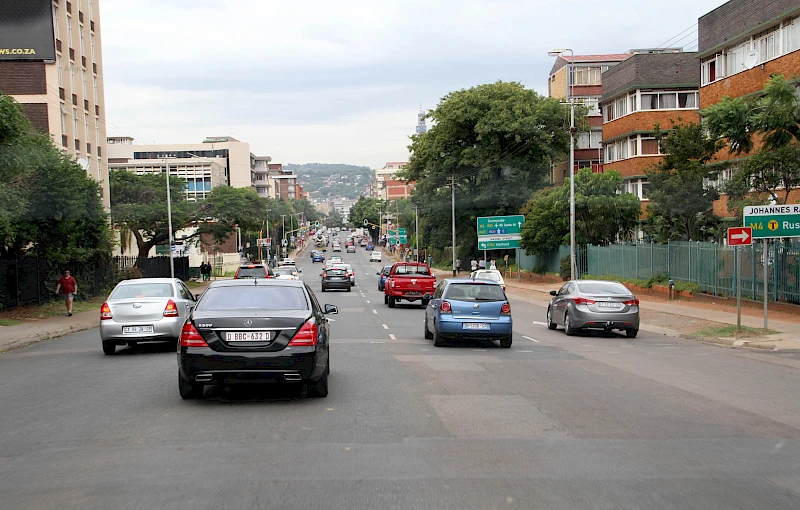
[284,373,302,381]
[195,374,213,382]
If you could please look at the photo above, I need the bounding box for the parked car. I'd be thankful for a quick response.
[384,261,435,308]
[469,269,506,291]
[424,278,512,348]
[234,264,274,279]
[369,251,382,262]
[321,266,351,292]
[547,280,640,337]
[377,265,393,291]
[177,279,337,399]
[100,278,197,355]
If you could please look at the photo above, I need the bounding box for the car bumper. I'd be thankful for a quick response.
[178,346,325,383]
[100,316,183,342]
[569,307,640,330]
[322,280,350,289]
[436,316,513,338]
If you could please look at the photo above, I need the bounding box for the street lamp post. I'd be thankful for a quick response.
[450,173,456,277]
[548,48,576,280]
[414,205,419,262]
[281,214,287,258]
[163,158,175,279]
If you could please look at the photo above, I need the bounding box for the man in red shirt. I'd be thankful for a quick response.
[55,270,77,317]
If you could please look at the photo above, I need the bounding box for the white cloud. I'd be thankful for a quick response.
[102,0,724,167]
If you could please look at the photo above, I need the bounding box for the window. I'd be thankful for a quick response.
[82,68,87,97]
[93,76,97,102]
[641,91,698,110]
[90,34,95,61]
[80,31,84,57]
[579,97,600,115]
[57,55,63,86]
[629,136,638,156]
[72,107,79,134]
[577,131,602,149]
[785,16,800,53]
[67,17,73,47]
[754,26,780,63]
[603,95,628,122]
[60,104,67,134]
[641,137,660,155]
[89,0,93,19]
[629,92,637,113]
[678,92,697,108]
[571,66,601,85]
[84,113,89,145]
[53,5,59,39]
[701,54,723,85]
[69,63,75,90]
[725,41,748,76]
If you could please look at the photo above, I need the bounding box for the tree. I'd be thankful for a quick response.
[520,169,640,254]
[109,170,194,260]
[702,74,800,208]
[401,81,574,259]
[349,196,384,228]
[644,122,723,241]
[195,185,268,245]
[326,207,345,226]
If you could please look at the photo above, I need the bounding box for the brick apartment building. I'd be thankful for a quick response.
[372,162,415,200]
[0,0,109,207]
[600,51,700,204]
[547,52,631,184]
[697,0,800,216]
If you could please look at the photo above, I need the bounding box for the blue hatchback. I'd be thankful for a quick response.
[366,243,374,251]
[424,278,512,348]
[312,253,325,263]
[376,265,393,291]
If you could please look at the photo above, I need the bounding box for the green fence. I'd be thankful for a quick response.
[585,240,800,304]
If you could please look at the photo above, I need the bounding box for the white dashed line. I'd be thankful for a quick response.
[532,321,548,326]
[389,334,396,340]
[370,341,384,344]
[693,353,711,356]
[382,324,388,329]
[372,309,378,314]
[366,300,370,304]
[519,350,533,352]
[523,336,539,343]
[472,349,486,352]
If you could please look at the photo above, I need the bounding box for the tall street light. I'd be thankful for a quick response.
[548,48,576,280]
[163,157,175,279]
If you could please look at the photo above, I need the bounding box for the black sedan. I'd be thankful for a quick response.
[177,279,338,399]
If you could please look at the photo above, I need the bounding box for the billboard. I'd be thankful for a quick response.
[0,0,56,61]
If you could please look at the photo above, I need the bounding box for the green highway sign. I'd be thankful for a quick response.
[743,205,800,239]
[477,215,525,249]
[387,227,407,245]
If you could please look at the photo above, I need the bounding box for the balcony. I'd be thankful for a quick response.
[252,178,270,186]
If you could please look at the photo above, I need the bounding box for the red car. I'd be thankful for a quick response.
[384,262,436,308]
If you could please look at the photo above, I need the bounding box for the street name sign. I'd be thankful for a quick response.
[743,204,800,239]
[477,215,525,250]
[727,227,752,246]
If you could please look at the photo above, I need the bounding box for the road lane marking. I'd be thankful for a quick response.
[382,324,388,329]
[365,300,370,303]
[370,341,384,344]
[532,321,548,326]
[693,353,711,355]
[372,309,378,314]
[472,349,486,352]
[522,336,539,343]
[389,334,396,340]
[519,350,533,352]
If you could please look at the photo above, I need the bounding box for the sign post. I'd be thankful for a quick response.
[727,227,752,332]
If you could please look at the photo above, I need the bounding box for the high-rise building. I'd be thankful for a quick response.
[0,0,109,208]
[415,106,427,134]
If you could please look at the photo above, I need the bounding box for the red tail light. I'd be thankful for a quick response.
[440,300,452,313]
[288,320,318,346]
[180,322,208,347]
[163,299,179,317]
[100,302,112,320]
[322,272,328,278]
[572,297,596,305]
[623,298,640,306]
[501,302,511,314]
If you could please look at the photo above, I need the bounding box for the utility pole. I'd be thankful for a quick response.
[414,205,419,262]
[164,158,175,279]
[451,173,456,277]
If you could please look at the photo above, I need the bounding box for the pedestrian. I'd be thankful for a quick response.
[55,269,77,317]
[427,255,433,267]
[202,262,211,281]
[470,258,478,272]
[199,262,206,282]
[479,258,486,270]
[456,258,461,274]
[490,259,497,270]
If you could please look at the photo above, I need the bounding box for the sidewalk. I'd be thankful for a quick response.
[432,268,800,351]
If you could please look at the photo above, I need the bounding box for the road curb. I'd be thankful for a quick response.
[0,321,98,353]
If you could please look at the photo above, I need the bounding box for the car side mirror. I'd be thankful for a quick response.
[324,304,338,314]
[550,290,557,296]
[376,272,381,275]
[298,269,302,273]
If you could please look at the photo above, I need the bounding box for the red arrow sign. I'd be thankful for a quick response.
[728,227,752,246]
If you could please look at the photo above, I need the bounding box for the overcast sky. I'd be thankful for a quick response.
[102,0,725,168]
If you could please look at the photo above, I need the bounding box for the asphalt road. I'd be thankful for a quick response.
[1,246,800,509]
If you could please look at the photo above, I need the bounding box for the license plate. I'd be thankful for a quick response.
[463,323,489,330]
[598,302,620,308]
[405,292,422,296]
[123,325,153,334]
[226,331,271,342]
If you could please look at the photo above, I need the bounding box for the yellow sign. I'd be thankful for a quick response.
[768,220,779,231]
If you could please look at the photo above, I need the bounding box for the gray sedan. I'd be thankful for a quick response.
[546,280,640,337]
[100,278,197,354]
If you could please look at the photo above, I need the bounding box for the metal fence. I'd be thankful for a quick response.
[584,240,800,304]
[0,256,190,309]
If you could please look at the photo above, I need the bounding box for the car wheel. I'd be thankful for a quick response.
[626,328,638,338]
[421,298,430,308]
[424,319,433,340]
[384,294,389,305]
[433,325,446,347]
[564,312,576,336]
[321,285,326,292]
[178,375,203,400]
[388,296,396,308]
[500,335,512,348]
[546,307,557,330]
[168,339,179,351]
[102,340,116,355]
[307,372,329,398]
[346,286,351,292]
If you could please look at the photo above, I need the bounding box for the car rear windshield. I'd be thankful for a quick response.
[197,286,308,311]
[274,268,293,276]
[393,265,429,275]
[236,267,267,278]
[444,283,505,301]
[110,283,174,299]
[326,269,347,276]
[577,282,630,294]
[476,271,501,281]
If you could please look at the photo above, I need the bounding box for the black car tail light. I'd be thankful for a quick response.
[288,320,318,346]
[180,322,209,347]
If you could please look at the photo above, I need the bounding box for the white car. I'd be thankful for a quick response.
[329,256,343,265]
[469,269,506,290]
[370,251,382,262]
[281,258,296,266]
[274,265,300,280]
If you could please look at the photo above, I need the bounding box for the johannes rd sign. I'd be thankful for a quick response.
[743,205,800,239]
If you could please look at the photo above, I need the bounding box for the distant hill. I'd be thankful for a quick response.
[286,163,373,200]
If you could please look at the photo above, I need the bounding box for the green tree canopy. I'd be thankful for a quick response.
[644,122,723,241]
[520,169,640,254]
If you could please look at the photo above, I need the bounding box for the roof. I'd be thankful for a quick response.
[549,53,632,75]
[698,0,800,57]
[601,52,700,102]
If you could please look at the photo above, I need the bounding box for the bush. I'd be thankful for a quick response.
[532,264,548,275]
[559,255,571,281]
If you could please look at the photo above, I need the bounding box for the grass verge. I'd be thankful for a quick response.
[0,296,106,321]
[0,319,24,326]
[693,325,777,339]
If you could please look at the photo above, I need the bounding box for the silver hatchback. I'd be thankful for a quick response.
[547,280,640,337]
[100,278,197,354]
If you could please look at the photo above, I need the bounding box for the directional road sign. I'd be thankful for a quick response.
[477,215,525,249]
[727,227,752,246]
[743,205,800,239]
[387,227,407,245]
